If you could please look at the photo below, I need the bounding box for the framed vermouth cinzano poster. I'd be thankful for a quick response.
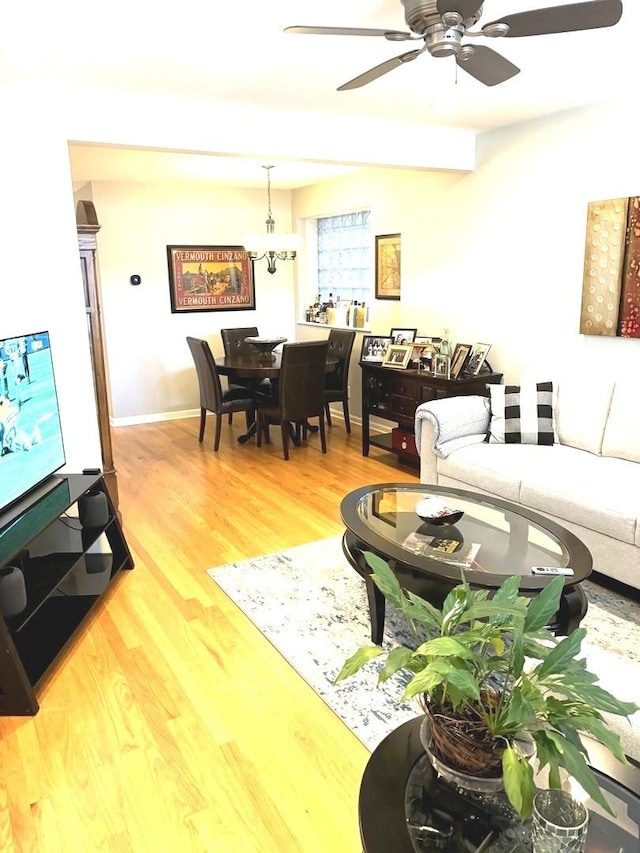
[166,245,256,313]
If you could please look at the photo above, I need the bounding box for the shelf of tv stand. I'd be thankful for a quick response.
[0,473,133,715]
[360,361,503,464]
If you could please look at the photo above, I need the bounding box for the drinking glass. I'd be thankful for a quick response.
[531,789,588,853]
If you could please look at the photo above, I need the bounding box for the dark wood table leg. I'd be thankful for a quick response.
[342,531,386,645]
[556,584,588,635]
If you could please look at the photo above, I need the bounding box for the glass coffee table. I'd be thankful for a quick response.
[340,483,593,643]
[359,717,640,852]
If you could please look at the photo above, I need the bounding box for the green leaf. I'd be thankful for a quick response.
[413,636,474,659]
[363,552,406,608]
[334,646,384,683]
[524,575,565,632]
[493,573,522,605]
[511,632,524,679]
[502,745,535,820]
[378,646,414,683]
[537,628,586,679]
[544,730,614,815]
[403,662,480,702]
[441,586,469,635]
[462,600,525,623]
[500,687,537,731]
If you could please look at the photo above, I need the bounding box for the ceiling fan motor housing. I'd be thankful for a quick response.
[401,0,482,34]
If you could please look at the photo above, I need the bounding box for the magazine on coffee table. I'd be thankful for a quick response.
[402,531,482,569]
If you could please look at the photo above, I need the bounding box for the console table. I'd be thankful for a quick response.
[0,473,133,715]
[359,362,502,462]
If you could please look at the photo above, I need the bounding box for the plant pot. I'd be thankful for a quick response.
[423,698,505,780]
[419,716,506,794]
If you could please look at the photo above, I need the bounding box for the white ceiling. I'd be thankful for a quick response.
[3,0,632,187]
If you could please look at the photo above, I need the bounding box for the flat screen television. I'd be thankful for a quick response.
[0,331,66,518]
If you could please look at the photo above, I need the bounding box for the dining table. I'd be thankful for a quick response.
[215,349,338,444]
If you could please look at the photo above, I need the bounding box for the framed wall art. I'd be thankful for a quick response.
[382,343,412,369]
[375,233,401,300]
[360,336,392,363]
[450,343,472,379]
[166,245,256,313]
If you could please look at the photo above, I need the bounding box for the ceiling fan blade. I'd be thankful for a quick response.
[284,26,413,41]
[337,49,422,91]
[456,45,520,86]
[436,1,482,19]
[484,0,623,38]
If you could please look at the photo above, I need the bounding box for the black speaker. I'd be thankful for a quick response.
[78,489,109,528]
[0,566,27,618]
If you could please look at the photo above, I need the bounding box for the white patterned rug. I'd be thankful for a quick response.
[207,537,640,759]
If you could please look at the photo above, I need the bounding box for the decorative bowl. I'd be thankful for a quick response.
[415,497,464,526]
[245,336,287,361]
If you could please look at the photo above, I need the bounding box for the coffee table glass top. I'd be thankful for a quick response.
[341,484,592,587]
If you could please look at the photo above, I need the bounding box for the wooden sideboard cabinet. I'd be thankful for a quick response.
[360,362,503,462]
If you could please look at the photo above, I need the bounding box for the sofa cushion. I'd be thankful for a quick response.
[602,377,640,463]
[519,450,640,544]
[438,443,546,502]
[554,377,614,455]
[488,382,554,445]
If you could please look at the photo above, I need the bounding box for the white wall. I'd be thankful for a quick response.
[4,82,640,467]
[0,86,103,472]
[414,97,640,383]
[86,180,297,420]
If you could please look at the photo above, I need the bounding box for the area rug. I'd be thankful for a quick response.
[207,537,640,759]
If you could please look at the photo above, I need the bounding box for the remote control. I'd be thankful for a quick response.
[531,566,574,577]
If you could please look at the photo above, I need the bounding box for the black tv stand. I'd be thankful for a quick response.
[0,473,133,715]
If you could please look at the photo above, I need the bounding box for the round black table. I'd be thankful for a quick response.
[340,483,593,642]
[215,352,338,443]
[359,717,640,852]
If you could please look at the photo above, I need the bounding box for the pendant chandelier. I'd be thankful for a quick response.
[244,165,298,275]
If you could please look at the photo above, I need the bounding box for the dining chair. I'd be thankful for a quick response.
[186,336,256,452]
[220,326,271,420]
[324,328,356,433]
[256,340,329,461]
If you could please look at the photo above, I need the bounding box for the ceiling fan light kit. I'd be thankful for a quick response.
[285,0,623,89]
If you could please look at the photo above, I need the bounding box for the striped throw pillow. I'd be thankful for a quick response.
[488,382,555,445]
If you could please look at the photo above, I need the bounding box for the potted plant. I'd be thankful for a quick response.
[335,551,639,820]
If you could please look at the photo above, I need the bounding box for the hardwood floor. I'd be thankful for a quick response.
[0,415,418,852]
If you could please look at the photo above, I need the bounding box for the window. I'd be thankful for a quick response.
[316,210,372,306]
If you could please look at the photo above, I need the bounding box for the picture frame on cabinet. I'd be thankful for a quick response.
[466,342,492,375]
[433,354,450,379]
[360,336,392,363]
[382,344,412,369]
[389,327,417,345]
[450,343,472,379]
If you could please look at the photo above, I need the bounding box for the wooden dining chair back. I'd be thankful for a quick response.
[256,340,329,461]
[324,328,356,433]
[220,327,259,356]
[220,326,270,421]
[186,336,255,451]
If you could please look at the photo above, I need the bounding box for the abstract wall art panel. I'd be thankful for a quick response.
[579,198,627,336]
[619,197,640,338]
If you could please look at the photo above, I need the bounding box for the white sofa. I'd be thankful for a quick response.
[415,376,640,591]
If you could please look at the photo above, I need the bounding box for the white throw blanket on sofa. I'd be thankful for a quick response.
[414,394,490,458]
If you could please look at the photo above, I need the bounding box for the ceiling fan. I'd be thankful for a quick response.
[284,0,623,89]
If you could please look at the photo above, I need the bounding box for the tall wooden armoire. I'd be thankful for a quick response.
[76,200,119,513]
